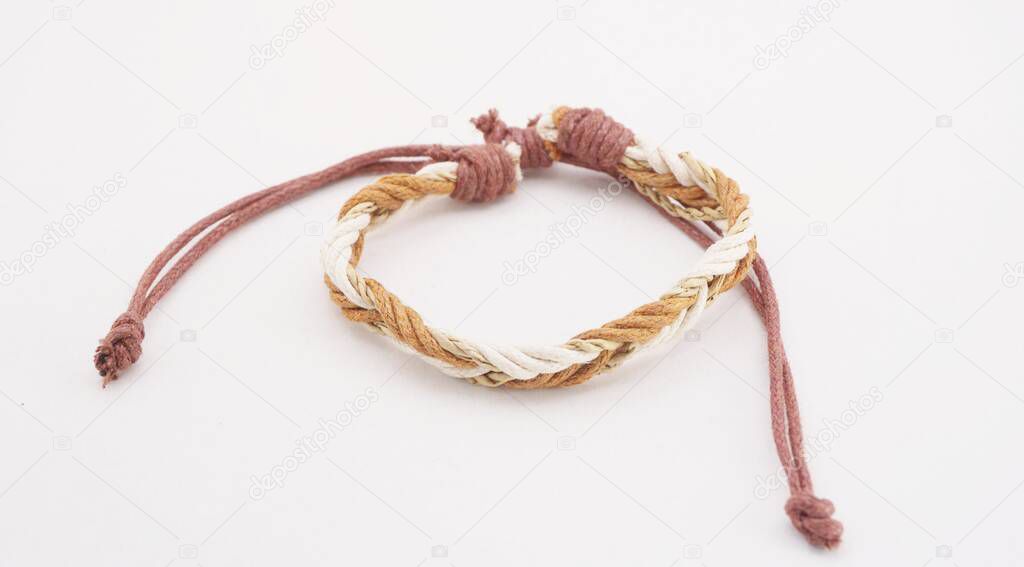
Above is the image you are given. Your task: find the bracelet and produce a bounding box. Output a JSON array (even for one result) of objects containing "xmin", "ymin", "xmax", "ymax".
[
  {"xmin": 93, "ymin": 105, "xmax": 842, "ymax": 550},
  {"xmin": 321, "ymin": 107, "xmax": 755, "ymax": 388}
]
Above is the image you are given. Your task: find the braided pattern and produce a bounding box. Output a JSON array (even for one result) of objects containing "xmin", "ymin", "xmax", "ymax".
[{"xmin": 322, "ymin": 108, "xmax": 755, "ymax": 388}]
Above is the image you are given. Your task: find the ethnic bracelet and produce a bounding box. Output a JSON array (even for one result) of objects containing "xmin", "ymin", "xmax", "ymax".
[{"xmin": 94, "ymin": 106, "xmax": 842, "ymax": 549}]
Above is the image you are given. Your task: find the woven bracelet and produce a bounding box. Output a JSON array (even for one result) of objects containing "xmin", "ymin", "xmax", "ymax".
[{"xmin": 94, "ymin": 105, "xmax": 843, "ymax": 549}]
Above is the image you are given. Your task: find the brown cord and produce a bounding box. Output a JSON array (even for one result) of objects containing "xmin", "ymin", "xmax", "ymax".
[{"xmin": 95, "ymin": 146, "xmax": 452, "ymax": 383}]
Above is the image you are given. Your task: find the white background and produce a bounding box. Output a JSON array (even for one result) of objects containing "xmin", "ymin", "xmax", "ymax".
[{"xmin": 1, "ymin": 1, "xmax": 1022, "ymax": 565}]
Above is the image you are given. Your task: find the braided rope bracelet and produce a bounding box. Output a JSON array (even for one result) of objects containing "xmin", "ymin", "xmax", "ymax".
[
  {"xmin": 322, "ymin": 109, "xmax": 752, "ymax": 387},
  {"xmin": 94, "ymin": 106, "xmax": 842, "ymax": 549}
]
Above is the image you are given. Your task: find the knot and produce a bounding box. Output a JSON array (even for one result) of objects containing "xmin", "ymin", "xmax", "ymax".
[
  {"xmin": 94, "ymin": 311, "xmax": 145, "ymax": 387},
  {"xmin": 785, "ymin": 493, "xmax": 843, "ymax": 549},
  {"xmin": 555, "ymin": 107, "xmax": 633, "ymax": 172},
  {"xmin": 471, "ymin": 110, "xmax": 553, "ymax": 170},
  {"xmin": 449, "ymin": 144, "xmax": 519, "ymax": 203}
]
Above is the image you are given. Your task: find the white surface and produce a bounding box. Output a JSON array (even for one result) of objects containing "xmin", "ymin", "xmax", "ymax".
[{"xmin": 1, "ymin": 1, "xmax": 1022, "ymax": 565}]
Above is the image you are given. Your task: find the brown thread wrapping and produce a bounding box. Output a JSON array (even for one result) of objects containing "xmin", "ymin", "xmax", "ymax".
[
  {"xmin": 555, "ymin": 107, "xmax": 635, "ymax": 171},
  {"xmin": 430, "ymin": 144, "xmax": 519, "ymax": 203}
]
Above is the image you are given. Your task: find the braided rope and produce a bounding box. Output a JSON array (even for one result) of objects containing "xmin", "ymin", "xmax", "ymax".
[{"xmin": 321, "ymin": 108, "xmax": 756, "ymax": 388}]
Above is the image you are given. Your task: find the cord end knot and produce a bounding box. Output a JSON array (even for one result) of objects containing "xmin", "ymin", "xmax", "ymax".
[
  {"xmin": 94, "ymin": 311, "xmax": 145, "ymax": 387},
  {"xmin": 785, "ymin": 493, "xmax": 843, "ymax": 549}
]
